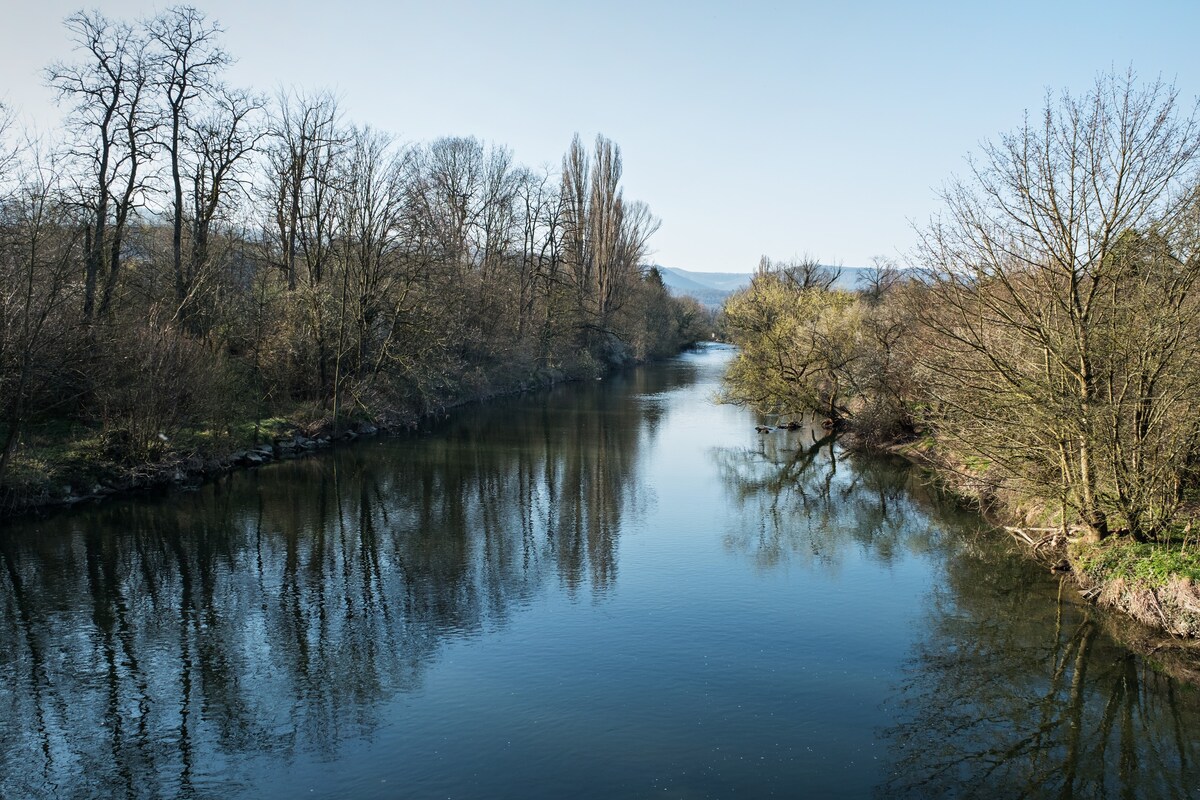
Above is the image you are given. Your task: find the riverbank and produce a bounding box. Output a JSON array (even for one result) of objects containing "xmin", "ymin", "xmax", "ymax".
[
  {"xmin": 0, "ymin": 413, "xmax": 386, "ymax": 519},
  {"xmin": 876, "ymin": 434, "xmax": 1200, "ymax": 659},
  {"xmin": 0, "ymin": 364, "xmax": 595, "ymax": 520},
  {"xmin": 1070, "ymin": 537, "xmax": 1200, "ymax": 638}
]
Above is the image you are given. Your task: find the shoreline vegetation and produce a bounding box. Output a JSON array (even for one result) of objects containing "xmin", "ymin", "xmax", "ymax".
[
  {"xmin": 889, "ymin": 438, "xmax": 1200, "ymax": 678},
  {"xmin": 720, "ymin": 71, "xmax": 1200, "ymax": 649},
  {"xmin": 0, "ymin": 357, "xmax": 677, "ymax": 519},
  {"xmin": 0, "ymin": 7, "xmax": 713, "ymax": 517}
]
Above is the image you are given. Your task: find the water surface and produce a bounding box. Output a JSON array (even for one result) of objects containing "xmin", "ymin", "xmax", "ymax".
[{"xmin": 2, "ymin": 344, "xmax": 1198, "ymax": 798}]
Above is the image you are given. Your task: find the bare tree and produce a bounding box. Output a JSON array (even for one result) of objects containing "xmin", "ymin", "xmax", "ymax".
[
  {"xmin": 47, "ymin": 10, "xmax": 157, "ymax": 320},
  {"xmin": 260, "ymin": 89, "xmax": 347, "ymax": 398},
  {"xmin": 332, "ymin": 124, "xmax": 413, "ymax": 416},
  {"xmin": 916, "ymin": 70, "xmax": 1200, "ymax": 539},
  {"xmin": 0, "ymin": 149, "xmax": 82, "ymax": 487},
  {"xmin": 587, "ymin": 135, "xmax": 623, "ymax": 323},
  {"xmin": 758, "ymin": 254, "xmax": 840, "ymax": 293},
  {"xmin": 0, "ymin": 6, "xmax": 704, "ymax": 511},
  {"xmin": 175, "ymin": 85, "xmax": 263, "ymax": 330},
  {"xmin": 262, "ymin": 89, "xmax": 344, "ymax": 292},
  {"xmin": 410, "ymin": 136, "xmax": 485, "ymax": 275},
  {"xmin": 0, "ymin": 104, "xmax": 19, "ymax": 191},
  {"xmin": 560, "ymin": 134, "xmax": 659, "ymax": 338},
  {"xmin": 560, "ymin": 134, "xmax": 591, "ymax": 309},
  {"xmin": 860, "ymin": 255, "xmax": 904, "ymax": 305},
  {"xmin": 475, "ymin": 144, "xmax": 518, "ymax": 285},
  {"xmin": 512, "ymin": 165, "xmax": 559, "ymax": 340},
  {"xmin": 146, "ymin": 5, "xmax": 230, "ymax": 312}
]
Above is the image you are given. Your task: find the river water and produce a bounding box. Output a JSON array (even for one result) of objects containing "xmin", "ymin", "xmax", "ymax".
[{"xmin": 1, "ymin": 343, "xmax": 1197, "ymax": 799}]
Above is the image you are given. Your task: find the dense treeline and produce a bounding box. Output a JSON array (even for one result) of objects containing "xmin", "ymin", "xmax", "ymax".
[
  {"xmin": 0, "ymin": 7, "xmax": 709, "ymax": 500},
  {"xmin": 724, "ymin": 71, "xmax": 1200, "ymax": 545}
]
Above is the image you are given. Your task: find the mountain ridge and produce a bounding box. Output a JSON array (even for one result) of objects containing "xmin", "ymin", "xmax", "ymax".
[{"xmin": 655, "ymin": 265, "xmax": 872, "ymax": 307}]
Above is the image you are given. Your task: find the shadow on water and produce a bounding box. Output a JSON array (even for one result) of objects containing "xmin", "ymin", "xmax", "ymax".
[
  {"xmin": 713, "ymin": 427, "xmax": 956, "ymax": 572},
  {"xmin": 712, "ymin": 427, "xmax": 1200, "ymax": 798}
]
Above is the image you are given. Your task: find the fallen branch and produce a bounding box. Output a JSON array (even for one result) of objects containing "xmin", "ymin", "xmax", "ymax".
[
  {"xmin": 1004, "ymin": 526, "xmax": 1037, "ymax": 546},
  {"xmin": 1032, "ymin": 534, "xmax": 1059, "ymax": 552}
]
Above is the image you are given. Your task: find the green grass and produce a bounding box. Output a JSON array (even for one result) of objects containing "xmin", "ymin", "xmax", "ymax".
[
  {"xmin": 961, "ymin": 455, "xmax": 992, "ymax": 472},
  {"xmin": 2, "ymin": 427, "xmax": 108, "ymax": 494},
  {"xmin": 1071, "ymin": 537, "xmax": 1200, "ymax": 587},
  {"xmin": 167, "ymin": 415, "xmax": 293, "ymax": 453}
]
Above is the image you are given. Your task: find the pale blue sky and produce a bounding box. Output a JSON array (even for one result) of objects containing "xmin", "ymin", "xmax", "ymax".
[{"xmin": 3, "ymin": 0, "xmax": 1198, "ymax": 271}]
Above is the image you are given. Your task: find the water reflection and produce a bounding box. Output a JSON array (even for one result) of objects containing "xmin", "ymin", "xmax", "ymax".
[
  {"xmin": 713, "ymin": 424, "xmax": 1200, "ymax": 798},
  {"xmin": 883, "ymin": 537, "xmax": 1200, "ymax": 799},
  {"xmin": 0, "ymin": 369, "xmax": 669, "ymax": 799},
  {"xmin": 714, "ymin": 428, "xmax": 945, "ymax": 571}
]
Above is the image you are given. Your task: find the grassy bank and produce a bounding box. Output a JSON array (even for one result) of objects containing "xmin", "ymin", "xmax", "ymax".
[
  {"xmin": 1, "ymin": 408, "xmax": 372, "ymax": 517},
  {"xmin": 1070, "ymin": 535, "xmax": 1200, "ymax": 638}
]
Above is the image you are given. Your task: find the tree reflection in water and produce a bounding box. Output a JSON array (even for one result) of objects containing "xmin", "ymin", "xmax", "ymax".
[
  {"xmin": 0, "ymin": 373, "xmax": 660, "ymax": 799},
  {"xmin": 714, "ymin": 426, "xmax": 944, "ymax": 572},
  {"xmin": 4, "ymin": 353, "xmax": 1199, "ymax": 799},
  {"xmin": 883, "ymin": 540, "xmax": 1200, "ymax": 799},
  {"xmin": 713, "ymin": 426, "xmax": 1200, "ymax": 799}
]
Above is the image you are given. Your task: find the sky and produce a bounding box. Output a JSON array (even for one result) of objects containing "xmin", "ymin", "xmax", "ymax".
[{"xmin": 2, "ymin": 0, "xmax": 1198, "ymax": 272}]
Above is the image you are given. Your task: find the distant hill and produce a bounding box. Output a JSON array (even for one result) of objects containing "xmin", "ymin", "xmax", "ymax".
[
  {"xmin": 655, "ymin": 265, "xmax": 875, "ymax": 308},
  {"xmin": 655, "ymin": 267, "xmax": 752, "ymax": 308}
]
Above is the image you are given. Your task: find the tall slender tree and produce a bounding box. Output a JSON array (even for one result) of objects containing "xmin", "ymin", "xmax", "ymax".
[
  {"xmin": 47, "ymin": 10, "xmax": 157, "ymax": 320},
  {"xmin": 146, "ymin": 5, "xmax": 230, "ymax": 316}
]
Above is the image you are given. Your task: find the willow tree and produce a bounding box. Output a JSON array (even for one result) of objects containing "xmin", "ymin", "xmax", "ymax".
[
  {"xmin": 722, "ymin": 261, "xmax": 865, "ymax": 421},
  {"xmin": 915, "ymin": 71, "xmax": 1200, "ymax": 540}
]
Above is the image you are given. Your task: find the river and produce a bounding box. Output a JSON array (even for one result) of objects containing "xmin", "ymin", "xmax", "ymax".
[{"xmin": 1, "ymin": 343, "xmax": 1197, "ymax": 799}]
